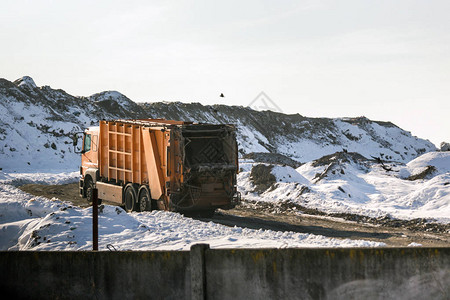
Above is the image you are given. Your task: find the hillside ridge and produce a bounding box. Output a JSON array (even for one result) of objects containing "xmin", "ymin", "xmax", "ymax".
[{"xmin": 0, "ymin": 76, "xmax": 436, "ymax": 171}]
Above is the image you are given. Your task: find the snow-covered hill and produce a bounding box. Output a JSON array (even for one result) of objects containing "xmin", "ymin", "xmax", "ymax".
[
  {"xmin": 141, "ymin": 102, "xmax": 436, "ymax": 163},
  {"xmin": 0, "ymin": 76, "xmax": 436, "ymax": 171},
  {"xmin": 0, "ymin": 77, "xmax": 145, "ymax": 171},
  {"xmin": 239, "ymin": 151, "xmax": 450, "ymax": 223}
]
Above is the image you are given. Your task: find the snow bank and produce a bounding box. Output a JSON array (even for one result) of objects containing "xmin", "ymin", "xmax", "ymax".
[
  {"xmin": 404, "ymin": 151, "xmax": 450, "ymax": 178},
  {"xmin": 0, "ymin": 171, "xmax": 79, "ymax": 186},
  {"xmin": 272, "ymin": 165, "xmax": 310, "ymax": 185}
]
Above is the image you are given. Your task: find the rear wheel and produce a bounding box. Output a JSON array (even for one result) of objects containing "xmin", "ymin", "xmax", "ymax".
[
  {"xmin": 124, "ymin": 184, "xmax": 136, "ymax": 212},
  {"xmin": 137, "ymin": 186, "xmax": 151, "ymax": 212}
]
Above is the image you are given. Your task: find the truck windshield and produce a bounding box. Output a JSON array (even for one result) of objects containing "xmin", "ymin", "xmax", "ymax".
[{"xmin": 83, "ymin": 134, "xmax": 91, "ymax": 152}]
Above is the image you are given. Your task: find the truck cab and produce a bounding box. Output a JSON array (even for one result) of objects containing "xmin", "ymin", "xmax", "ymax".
[{"xmin": 79, "ymin": 127, "xmax": 99, "ymax": 201}]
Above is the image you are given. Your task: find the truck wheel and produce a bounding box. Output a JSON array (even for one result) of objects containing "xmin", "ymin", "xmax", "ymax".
[
  {"xmin": 85, "ymin": 177, "xmax": 94, "ymax": 203},
  {"xmin": 137, "ymin": 186, "xmax": 151, "ymax": 212},
  {"xmin": 124, "ymin": 184, "xmax": 136, "ymax": 212}
]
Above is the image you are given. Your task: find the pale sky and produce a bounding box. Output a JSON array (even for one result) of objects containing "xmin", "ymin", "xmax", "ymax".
[{"xmin": 1, "ymin": 0, "xmax": 449, "ymax": 147}]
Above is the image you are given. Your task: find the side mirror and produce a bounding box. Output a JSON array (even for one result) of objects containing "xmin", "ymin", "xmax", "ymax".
[{"xmin": 73, "ymin": 132, "xmax": 84, "ymax": 154}]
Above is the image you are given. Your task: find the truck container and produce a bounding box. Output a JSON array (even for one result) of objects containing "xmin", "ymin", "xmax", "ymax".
[{"xmin": 78, "ymin": 119, "xmax": 240, "ymax": 215}]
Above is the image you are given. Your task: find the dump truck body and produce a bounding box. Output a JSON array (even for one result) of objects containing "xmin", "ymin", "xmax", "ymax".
[{"xmin": 79, "ymin": 119, "xmax": 240, "ymax": 214}]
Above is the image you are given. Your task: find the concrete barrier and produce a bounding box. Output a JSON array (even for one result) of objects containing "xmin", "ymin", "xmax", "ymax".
[
  {"xmin": 1, "ymin": 247, "xmax": 449, "ymax": 299},
  {"xmin": 1, "ymin": 251, "xmax": 191, "ymax": 299}
]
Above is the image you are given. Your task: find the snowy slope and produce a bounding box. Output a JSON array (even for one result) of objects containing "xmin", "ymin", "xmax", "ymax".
[
  {"xmin": 240, "ymin": 152, "xmax": 450, "ymax": 223},
  {"xmin": 0, "ymin": 76, "xmax": 436, "ymax": 171},
  {"xmin": 0, "ymin": 77, "xmax": 145, "ymax": 171},
  {"xmin": 0, "ymin": 172, "xmax": 384, "ymax": 251}
]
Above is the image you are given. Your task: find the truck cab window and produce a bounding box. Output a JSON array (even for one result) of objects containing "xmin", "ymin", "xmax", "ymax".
[{"xmin": 83, "ymin": 134, "xmax": 91, "ymax": 152}]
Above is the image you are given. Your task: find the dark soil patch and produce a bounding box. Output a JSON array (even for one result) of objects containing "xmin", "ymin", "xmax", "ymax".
[
  {"xmin": 312, "ymin": 151, "xmax": 370, "ymax": 167},
  {"xmin": 250, "ymin": 164, "xmax": 276, "ymax": 194}
]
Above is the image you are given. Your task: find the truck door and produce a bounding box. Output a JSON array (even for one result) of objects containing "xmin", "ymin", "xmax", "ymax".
[{"xmin": 81, "ymin": 131, "xmax": 99, "ymax": 177}]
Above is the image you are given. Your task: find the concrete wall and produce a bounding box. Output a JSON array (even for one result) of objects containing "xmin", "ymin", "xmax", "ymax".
[
  {"xmin": 1, "ymin": 251, "xmax": 191, "ymax": 299},
  {"xmin": 1, "ymin": 247, "xmax": 449, "ymax": 300},
  {"xmin": 205, "ymin": 247, "xmax": 450, "ymax": 300}
]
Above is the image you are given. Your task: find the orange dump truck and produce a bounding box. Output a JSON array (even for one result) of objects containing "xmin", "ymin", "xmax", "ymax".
[{"xmin": 78, "ymin": 119, "xmax": 240, "ymax": 215}]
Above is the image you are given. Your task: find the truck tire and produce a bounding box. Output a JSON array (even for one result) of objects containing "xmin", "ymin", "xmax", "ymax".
[
  {"xmin": 137, "ymin": 186, "xmax": 151, "ymax": 212},
  {"xmin": 124, "ymin": 184, "xmax": 136, "ymax": 212}
]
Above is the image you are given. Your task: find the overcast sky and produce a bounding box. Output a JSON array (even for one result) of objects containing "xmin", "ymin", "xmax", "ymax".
[{"xmin": 1, "ymin": 0, "xmax": 449, "ymax": 146}]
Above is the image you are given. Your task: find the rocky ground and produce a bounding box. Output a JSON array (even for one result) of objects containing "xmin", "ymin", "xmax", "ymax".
[{"xmin": 19, "ymin": 182, "xmax": 450, "ymax": 247}]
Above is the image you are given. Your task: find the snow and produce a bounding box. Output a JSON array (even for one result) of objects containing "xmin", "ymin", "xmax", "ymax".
[
  {"xmin": 1, "ymin": 154, "xmax": 448, "ymax": 252},
  {"xmin": 240, "ymin": 152, "xmax": 450, "ymax": 223},
  {"xmin": 0, "ymin": 171, "xmax": 385, "ymax": 251},
  {"xmin": 404, "ymin": 151, "xmax": 450, "ymax": 177},
  {"xmin": 274, "ymin": 119, "xmax": 435, "ymax": 164},
  {"xmin": 272, "ymin": 165, "xmax": 310, "ymax": 185},
  {"xmin": 0, "ymin": 171, "xmax": 79, "ymax": 186},
  {"xmin": 14, "ymin": 76, "xmax": 37, "ymax": 89},
  {"xmin": 235, "ymin": 120, "xmax": 270, "ymax": 153}
]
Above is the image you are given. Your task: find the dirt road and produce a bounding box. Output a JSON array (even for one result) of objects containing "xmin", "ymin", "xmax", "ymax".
[
  {"xmin": 19, "ymin": 182, "xmax": 450, "ymax": 247},
  {"xmin": 19, "ymin": 183, "xmax": 118, "ymax": 207},
  {"xmin": 210, "ymin": 208, "xmax": 450, "ymax": 247}
]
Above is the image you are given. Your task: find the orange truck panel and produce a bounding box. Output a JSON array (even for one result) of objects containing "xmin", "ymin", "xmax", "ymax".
[{"xmin": 141, "ymin": 127, "xmax": 164, "ymax": 201}]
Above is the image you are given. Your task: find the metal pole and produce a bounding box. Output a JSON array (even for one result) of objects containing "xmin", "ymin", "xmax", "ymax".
[{"xmin": 93, "ymin": 188, "xmax": 98, "ymax": 251}]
